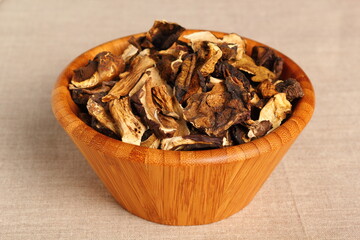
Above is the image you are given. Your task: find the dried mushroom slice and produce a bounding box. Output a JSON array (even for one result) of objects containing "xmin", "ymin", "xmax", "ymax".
[
  {"xmin": 247, "ymin": 120, "xmax": 273, "ymax": 139},
  {"xmin": 132, "ymin": 79, "xmax": 179, "ymax": 139},
  {"xmin": 70, "ymin": 83, "xmax": 112, "ymax": 105},
  {"xmin": 251, "ymin": 46, "xmax": 283, "ymax": 78},
  {"xmin": 258, "ymin": 79, "xmax": 279, "ymax": 98},
  {"xmin": 229, "ymin": 124, "xmax": 250, "ymax": 145},
  {"xmin": 121, "ymin": 44, "xmax": 139, "ymax": 64},
  {"xmin": 199, "ymin": 42, "xmax": 223, "ymax": 77},
  {"xmin": 102, "ymin": 55, "xmax": 155, "ymax": 102},
  {"xmin": 184, "ymin": 83, "xmax": 250, "ymax": 137},
  {"xmin": 152, "ymin": 85, "xmax": 180, "ymax": 119},
  {"xmin": 72, "ymin": 60, "xmax": 97, "ymax": 82},
  {"xmin": 87, "ymin": 97, "xmax": 117, "ymax": 134},
  {"xmin": 183, "ymin": 31, "xmax": 220, "ymax": 52},
  {"xmin": 230, "ymin": 54, "xmax": 276, "ymax": 82},
  {"xmin": 161, "ymin": 135, "xmax": 223, "ymax": 151},
  {"xmin": 222, "ymin": 33, "xmax": 246, "ymax": 60},
  {"xmin": 140, "ymin": 133, "xmax": 160, "ymax": 149},
  {"xmin": 174, "ymin": 54, "xmax": 197, "ymax": 103},
  {"xmin": 275, "ymin": 78, "xmax": 304, "ymax": 101},
  {"xmin": 146, "ymin": 20, "xmax": 185, "ymax": 50},
  {"xmin": 72, "ymin": 52, "xmax": 125, "ymax": 89},
  {"xmin": 109, "ymin": 97, "xmax": 146, "ymax": 146},
  {"xmin": 259, "ymin": 93, "xmax": 292, "ymax": 129}
]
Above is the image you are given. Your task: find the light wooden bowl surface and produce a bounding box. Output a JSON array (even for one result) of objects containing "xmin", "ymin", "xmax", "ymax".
[{"xmin": 52, "ymin": 30, "xmax": 315, "ymax": 225}]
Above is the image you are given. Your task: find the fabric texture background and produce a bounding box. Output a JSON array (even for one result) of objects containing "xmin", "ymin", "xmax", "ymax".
[{"xmin": 0, "ymin": 0, "xmax": 359, "ymax": 239}]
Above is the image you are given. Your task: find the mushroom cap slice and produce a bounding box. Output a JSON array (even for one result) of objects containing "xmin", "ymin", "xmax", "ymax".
[
  {"xmin": 86, "ymin": 98, "xmax": 117, "ymax": 134},
  {"xmin": 109, "ymin": 97, "xmax": 146, "ymax": 146}
]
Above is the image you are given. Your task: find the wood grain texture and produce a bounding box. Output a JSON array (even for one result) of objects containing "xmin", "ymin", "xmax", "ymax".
[{"xmin": 51, "ymin": 30, "xmax": 315, "ymax": 225}]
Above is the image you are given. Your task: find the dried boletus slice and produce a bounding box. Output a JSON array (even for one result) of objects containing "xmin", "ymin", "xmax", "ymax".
[
  {"xmin": 146, "ymin": 20, "xmax": 185, "ymax": 50},
  {"xmin": 109, "ymin": 97, "xmax": 146, "ymax": 146},
  {"xmin": 247, "ymin": 120, "xmax": 273, "ymax": 139},
  {"xmin": 86, "ymin": 97, "xmax": 117, "ymax": 134},
  {"xmin": 174, "ymin": 54, "xmax": 197, "ymax": 103},
  {"xmin": 72, "ymin": 52, "xmax": 125, "ymax": 89},
  {"xmin": 161, "ymin": 135, "xmax": 223, "ymax": 151},
  {"xmin": 275, "ymin": 78, "xmax": 304, "ymax": 101},
  {"xmin": 140, "ymin": 133, "xmax": 160, "ymax": 149},
  {"xmin": 258, "ymin": 93, "xmax": 292, "ymax": 130},
  {"xmin": 251, "ymin": 46, "xmax": 283, "ymax": 78},
  {"xmin": 102, "ymin": 55, "xmax": 155, "ymax": 102}
]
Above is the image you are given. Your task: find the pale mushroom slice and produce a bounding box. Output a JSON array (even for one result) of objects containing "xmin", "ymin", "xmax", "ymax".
[
  {"xmin": 258, "ymin": 93, "xmax": 292, "ymax": 130},
  {"xmin": 183, "ymin": 31, "xmax": 221, "ymax": 52},
  {"xmin": 152, "ymin": 85, "xmax": 180, "ymax": 119},
  {"xmin": 160, "ymin": 135, "xmax": 223, "ymax": 151},
  {"xmin": 121, "ymin": 44, "xmax": 139, "ymax": 64},
  {"xmin": 72, "ymin": 52, "xmax": 125, "ymax": 89},
  {"xmin": 109, "ymin": 97, "xmax": 146, "ymax": 146},
  {"xmin": 86, "ymin": 98, "xmax": 117, "ymax": 134},
  {"xmin": 222, "ymin": 33, "xmax": 246, "ymax": 60},
  {"xmin": 247, "ymin": 120, "xmax": 273, "ymax": 139},
  {"xmin": 102, "ymin": 55, "xmax": 155, "ymax": 102}
]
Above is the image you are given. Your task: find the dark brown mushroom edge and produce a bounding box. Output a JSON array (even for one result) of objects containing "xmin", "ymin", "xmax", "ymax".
[{"xmin": 69, "ymin": 20, "xmax": 304, "ymax": 151}]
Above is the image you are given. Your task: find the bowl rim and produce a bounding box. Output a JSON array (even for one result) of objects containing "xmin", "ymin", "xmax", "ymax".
[{"xmin": 52, "ymin": 29, "xmax": 315, "ymax": 166}]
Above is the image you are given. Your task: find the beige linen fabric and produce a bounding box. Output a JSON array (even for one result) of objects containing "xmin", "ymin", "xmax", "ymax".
[{"xmin": 0, "ymin": 0, "xmax": 359, "ymax": 239}]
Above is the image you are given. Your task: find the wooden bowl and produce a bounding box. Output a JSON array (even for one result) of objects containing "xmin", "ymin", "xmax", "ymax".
[{"xmin": 52, "ymin": 30, "xmax": 315, "ymax": 225}]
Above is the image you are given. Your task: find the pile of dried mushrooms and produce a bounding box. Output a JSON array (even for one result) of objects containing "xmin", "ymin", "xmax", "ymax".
[{"xmin": 69, "ymin": 20, "xmax": 304, "ymax": 151}]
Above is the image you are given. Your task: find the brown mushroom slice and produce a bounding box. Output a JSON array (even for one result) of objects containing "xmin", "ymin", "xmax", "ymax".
[
  {"xmin": 70, "ymin": 83, "xmax": 112, "ymax": 105},
  {"xmin": 174, "ymin": 54, "xmax": 197, "ymax": 103},
  {"xmin": 229, "ymin": 124, "xmax": 250, "ymax": 145},
  {"xmin": 145, "ymin": 20, "xmax": 185, "ymax": 50},
  {"xmin": 102, "ymin": 55, "xmax": 155, "ymax": 102},
  {"xmin": 160, "ymin": 135, "xmax": 223, "ymax": 151},
  {"xmin": 132, "ymin": 79, "xmax": 178, "ymax": 139},
  {"xmin": 222, "ymin": 33, "xmax": 246, "ymax": 60},
  {"xmin": 183, "ymin": 31, "xmax": 220, "ymax": 52},
  {"xmin": 152, "ymin": 85, "xmax": 180, "ymax": 119},
  {"xmin": 86, "ymin": 98, "xmax": 117, "ymax": 134},
  {"xmin": 140, "ymin": 133, "xmax": 160, "ymax": 149},
  {"xmin": 251, "ymin": 46, "xmax": 283, "ymax": 78},
  {"xmin": 109, "ymin": 97, "xmax": 146, "ymax": 146},
  {"xmin": 72, "ymin": 60, "xmax": 97, "ymax": 82},
  {"xmin": 122, "ymin": 44, "xmax": 139, "ymax": 63},
  {"xmin": 72, "ymin": 52, "xmax": 125, "ymax": 89},
  {"xmin": 247, "ymin": 120, "xmax": 273, "ymax": 139},
  {"xmin": 230, "ymin": 54, "xmax": 276, "ymax": 82},
  {"xmin": 199, "ymin": 42, "xmax": 223, "ymax": 77},
  {"xmin": 258, "ymin": 93, "xmax": 292, "ymax": 129},
  {"xmin": 275, "ymin": 78, "xmax": 304, "ymax": 102},
  {"xmin": 258, "ymin": 79, "xmax": 279, "ymax": 98},
  {"xmin": 184, "ymin": 83, "xmax": 250, "ymax": 137}
]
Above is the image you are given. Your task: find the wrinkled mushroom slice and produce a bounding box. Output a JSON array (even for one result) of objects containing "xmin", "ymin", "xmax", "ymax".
[
  {"xmin": 174, "ymin": 54, "xmax": 197, "ymax": 103},
  {"xmin": 72, "ymin": 52, "xmax": 125, "ymax": 89},
  {"xmin": 258, "ymin": 79, "xmax": 279, "ymax": 98},
  {"xmin": 199, "ymin": 42, "xmax": 223, "ymax": 77},
  {"xmin": 102, "ymin": 55, "xmax": 155, "ymax": 102},
  {"xmin": 275, "ymin": 78, "xmax": 304, "ymax": 102},
  {"xmin": 222, "ymin": 33, "xmax": 246, "ymax": 60},
  {"xmin": 247, "ymin": 120, "xmax": 273, "ymax": 139},
  {"xmin": 132, "ymin": 79, "xmax": 178, "ymax": 139},
  {"xmin": 109, "ymin": 97, "xmax": 146, "ymax": 146},
  {"xmin": 183, "ymin": 31, "xmax": 221, "ymax": 52},
  {"xmin": 87, "ymin": 98, "xmax": 117, "ymax": 134},
  {"xmin": 184, "ymin": 83, "xmax": 250, "ymax": 137},
  {"xmin": 152, "ymin": 85, "xmax": 180, "ymax": 119},
  {"xmin": 251, "ymin": 46, "xmax": 283, "ymax": 78},
  {"xmin": 121, "ymin": 44, "xmax": 139, "ymax": 64},
  {"xmin": 230, "ymin": 54, "xmax": 276, "ymax": 82},
  {"xmin": 140, "ymin": 133, "xmax": 160, "ymax": 149},
  {"xmin": 218, "ymin": 43, "xmax": 238, "ymax": 61},
  {"xmin": 160, "ymin": 135, "xmax": 223, "ymax": 151},
  {"xmin": 146, "ymin": 20, "xmax": 185, "ymax": 50},
  {"xmin": 259, "ymin": 93, "xmax": 292, "ymax": 130},
  {"xmin": 70, "ymin": 83, "xmax": 112, "ymax": 105},
  {"xmin": 72, "ymin": 60, "xmax": 97, "ymax": 82}
]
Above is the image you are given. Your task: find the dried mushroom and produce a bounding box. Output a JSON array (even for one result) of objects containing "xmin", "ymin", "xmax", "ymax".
[
  {"xmin": 72, "ymin": 52, "xmax": 124, "ymax": 89},
  {"xmin": 109, "ymin": 97, "xmax": 146, "ymax": 146},
  {"xmin": 161, "ymin": 135, "xmax": 223, "ymax": 151},
  {"xmin": 69, "ymin": 20, "xmax": 304, "ymax": 151}
]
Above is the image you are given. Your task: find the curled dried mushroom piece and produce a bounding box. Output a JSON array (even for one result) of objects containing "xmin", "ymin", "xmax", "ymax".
[{"xmin": 69, "ymin": 20, "xmax": 304, "ymax": 150}]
